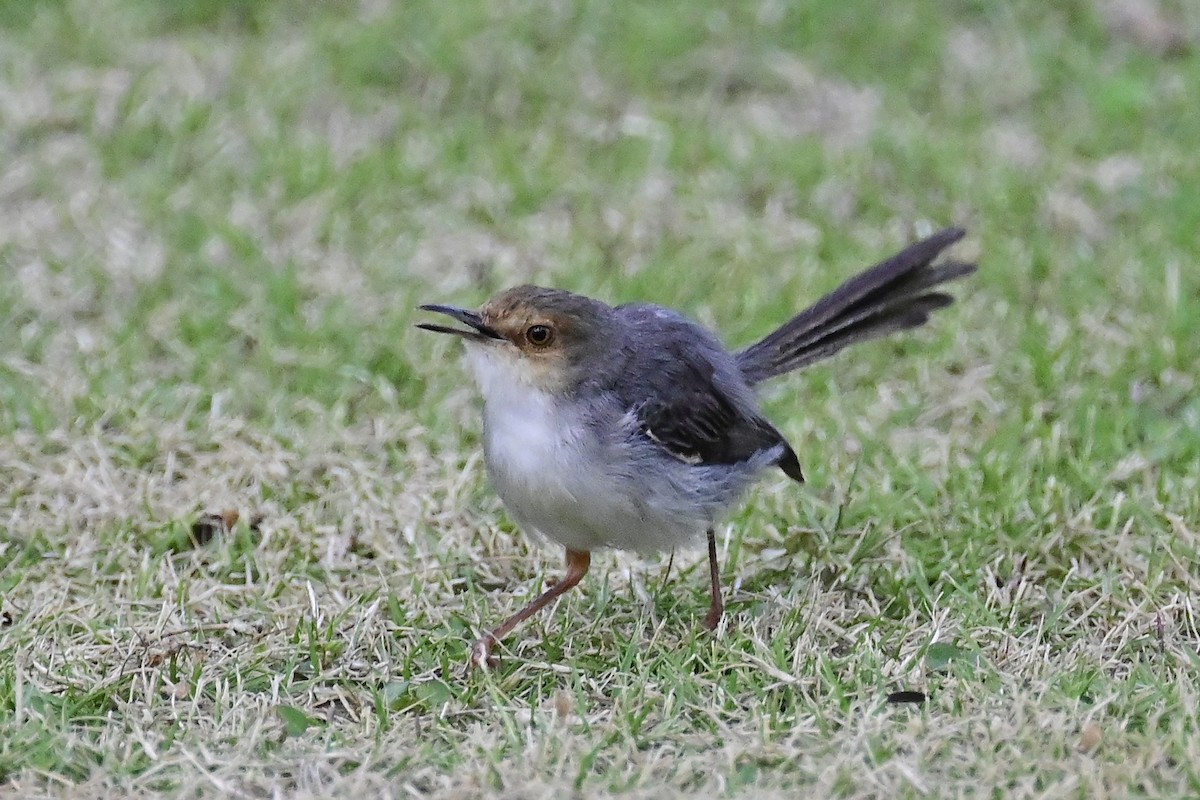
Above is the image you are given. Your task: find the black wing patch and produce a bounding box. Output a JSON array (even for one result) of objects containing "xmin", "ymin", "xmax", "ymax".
[
  {"xmin": 636, "ymin": 386, "xmax": 804, "ymax": 483},
  {"xmin": 608, "ymin": 303, "xmax": 804, "ymax": 483}
]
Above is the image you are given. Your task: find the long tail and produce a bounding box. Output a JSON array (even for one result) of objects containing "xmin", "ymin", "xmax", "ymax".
[{"xmin": 735, "ymin": 228, "xmax": 976, "ymax": 385}]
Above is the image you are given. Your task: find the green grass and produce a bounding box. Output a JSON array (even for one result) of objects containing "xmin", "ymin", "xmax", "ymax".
[{"xmin": 2, "ymin": 0, "xmax": 1199, "ymax": 796}]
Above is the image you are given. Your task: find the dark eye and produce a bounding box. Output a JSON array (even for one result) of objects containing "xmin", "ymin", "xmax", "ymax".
[{"xmin": 526, "ymin": 324, "xmax": 554, "ymax": 346}]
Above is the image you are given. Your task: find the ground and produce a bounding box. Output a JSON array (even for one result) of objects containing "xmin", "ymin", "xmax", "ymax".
[{"xmin": 1, "ymin": 0, "xmax": 1199, "ymax": 797}]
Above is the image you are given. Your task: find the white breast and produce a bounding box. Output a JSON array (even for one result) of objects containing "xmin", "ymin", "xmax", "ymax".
[
  {"xmin": 482, "ymin": 381, "xmax": 582, "ymax": 514},
  {"xmin": 463, "ymin": 346, "xmax": 594, "ymax": 548}
]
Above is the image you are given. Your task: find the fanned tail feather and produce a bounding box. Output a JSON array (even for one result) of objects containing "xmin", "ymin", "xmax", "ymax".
[{"xmin": 736, "ymin": 228, "xmax": 976, "ymax": 385}]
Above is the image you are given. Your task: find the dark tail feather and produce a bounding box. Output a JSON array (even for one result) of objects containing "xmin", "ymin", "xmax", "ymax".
[{"xmin": 736, "ymin": 228, "xmax": 976, "ymax": 385}]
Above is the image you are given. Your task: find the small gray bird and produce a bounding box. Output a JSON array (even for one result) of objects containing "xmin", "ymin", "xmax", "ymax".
[{"xmin": 418, "ymin": 228, "xmax": 976, "ymax": 669}]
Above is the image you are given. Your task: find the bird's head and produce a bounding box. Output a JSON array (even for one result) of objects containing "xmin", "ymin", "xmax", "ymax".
[{"xmin": 417, "ymin": 285, "xmax": 616, "ymax": 394}]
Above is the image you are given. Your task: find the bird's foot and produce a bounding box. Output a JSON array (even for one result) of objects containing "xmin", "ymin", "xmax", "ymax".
[
  {"xmin": 703, "ymin": 603, "xmax": 725, "ymax": 632},
  {"xmin": 467, "ymin": 634, "xmax": 500, "ymax": 672}
]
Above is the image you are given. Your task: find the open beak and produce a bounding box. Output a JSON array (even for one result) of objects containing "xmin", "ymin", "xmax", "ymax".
[{"xmin": 416, "ymin": 304, "xmax": 504, "ymax": 342}]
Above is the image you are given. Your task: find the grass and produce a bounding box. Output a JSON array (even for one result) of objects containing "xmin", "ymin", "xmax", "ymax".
[{"xmin": 1, "ymin": 0, "xmax": 1199, "ymax": 796}]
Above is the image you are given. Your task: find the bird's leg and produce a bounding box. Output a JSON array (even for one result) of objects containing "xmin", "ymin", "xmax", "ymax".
[
  {"xmin": 469, "ymin": 549, "xmax": 591, "ymax": 670},
  {"xmin": 703, "ymin": 528, "xmax": 724, "ymax": 630}
]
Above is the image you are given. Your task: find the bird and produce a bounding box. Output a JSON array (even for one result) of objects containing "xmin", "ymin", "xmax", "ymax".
[{"xmin": 417, "ymin": 227, "xmax": 976, "ymax": 669}]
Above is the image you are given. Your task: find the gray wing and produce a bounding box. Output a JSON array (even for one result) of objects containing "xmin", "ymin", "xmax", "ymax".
[{"xmin": 608, "ymin": 304, "xmax": 804, "ymax": 483}]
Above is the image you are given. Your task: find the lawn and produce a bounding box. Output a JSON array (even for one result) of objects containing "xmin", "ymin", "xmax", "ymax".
[{"xmin": 1, "ymin": 0, "xmax": 1198, "ymax": 797}]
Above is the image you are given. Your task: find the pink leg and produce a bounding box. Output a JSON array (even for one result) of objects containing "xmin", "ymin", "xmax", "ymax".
[
  {"xmin": 469, "ymin": 549, "xmax": 592, "ymax": 670},
  {"xmin": 703, "ymin": 529, "xmax": 724, "ymax": 630}
]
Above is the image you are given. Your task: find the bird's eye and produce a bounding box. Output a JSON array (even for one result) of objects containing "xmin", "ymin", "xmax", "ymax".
[{"xmin": 525, "ymin": 324, "xmax": 554, "ymax": 346}]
